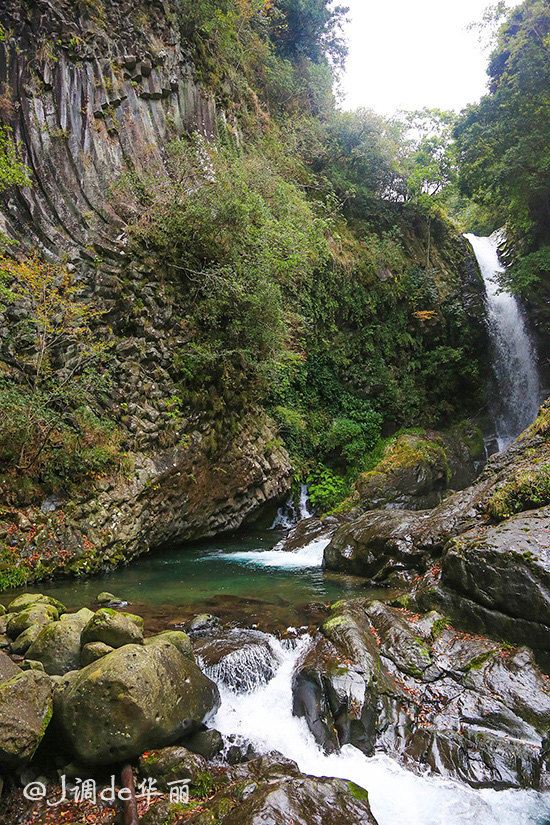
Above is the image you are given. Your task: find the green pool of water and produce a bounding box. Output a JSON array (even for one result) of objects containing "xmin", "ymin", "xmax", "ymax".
[{"xmin": 3, "ymin": 529, "xmax": 375, "ymax": 631}]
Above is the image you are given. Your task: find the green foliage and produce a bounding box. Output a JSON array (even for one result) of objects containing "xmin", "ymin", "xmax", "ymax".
[
  {"xmin": 0, "ymin": 125, "xmax": 31, "ymax": 193},
  {"xmin": 306, "ymin": 465, "xmax": 348, "ymax": 512},
  {"xmin": 487, "ymin": 464, "xmax": 550, "ymax": 521},
  {"xmin": 498, "ymin": 247, "xmax": 550, "ymax": 299},
  {"xmin": 455, "ymin": 0, "xmax": 550, "ymax": 264},
  {"xmin": 0, "ymin": 255, "xmax": 123, "ymax": 500}
]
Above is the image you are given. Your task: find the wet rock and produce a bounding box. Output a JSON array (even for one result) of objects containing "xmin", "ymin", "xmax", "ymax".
[
  {"xmin": 10, "ymin": 624, "xmax": 43, "ymax": 655},
  {"xmin": 7, "ymin": 594, "xmax": 65, "ymax": 615},
  {"xmin": 81, "ymin": 608, "xmax": 144, "ymax": 648},
  {"xmin": 145, "ymin": 630, "xmax": 193, "ymax": 658},
  {"xmin": 275, "ymin": 517, "xmax": 337, "ymax": 553},
  {"xmin": 0, "ymin": 671, "xmax": 53, "ymax": 769},
  {"xmin": 138, "ymin": 745, "xmax": 207, "ymax": 790},
  {"xmin": 442, "ymin": 507, "xmax": 550, "ymax": 626},
  {"xmin": 20, "ymin": 660, "xmax": 45, "ymax": 672},
  {"xmin": 54, "ymin": 640, "xmax": 220, "ymax": 765},
  {"xmin": 189, "ymin": 613, "xmax": 220, "ymax": 633},
  {"xmin": 354, "ymin": 428, "xmax": 483, "ymax": 512},
  {"xmin": 294, "ymin": 599, "xmax": 550, "ymax": 789},
  {"xmin": 195, "ymin": 628, "xmax": 279, "ymax": 691},
  {"xmin": 184, "ymin": 728, "xmax": 224, "ymax": 760},
  {"xmin": 80, "ymin": 641, "xmax": 114, "ymax": 666},
  {"xmin": 96, "ymin": 592, "xmax": 127, "ymax": 607}
]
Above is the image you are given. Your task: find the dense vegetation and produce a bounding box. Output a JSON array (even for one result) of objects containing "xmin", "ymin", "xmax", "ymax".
[
  {"xmin": 455, "ymin": 0, "xmax": 550, "ymax": 305},
  {"xmin": 0, "ymin": 0, "xmax": 499, "ymax": 510}
]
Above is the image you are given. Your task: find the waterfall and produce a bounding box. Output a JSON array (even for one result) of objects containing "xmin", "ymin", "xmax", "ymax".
[
  {"xmin": 211, "ymin": 633, "xmax": 550, "ymax": 825},
  {"xmin": 465, "ymin": 232, "xmax": 540, "ymax": 451},
  {"xmin": 271, "ymin": 484, "xmax": 312, "ymax": 529}
]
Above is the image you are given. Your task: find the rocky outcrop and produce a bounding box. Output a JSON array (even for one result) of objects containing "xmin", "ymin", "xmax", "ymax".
[
  {"xmin": 353, "ymin": 427, "xmax": 484, "ymax": 512},
  {"xmin": 293, "ymin": 599, "xmax": 550, "ymax": 789},
  {"xmin": 324, "ymin": 400, "xmax": 550, "ymax": 588},
  {"xmin": 0, "ymin": 1, "xmax": 292, "ymax": 588},
  {"xmin": 140, "ymin": 752, "xmax": 379, "ymax": 825}
]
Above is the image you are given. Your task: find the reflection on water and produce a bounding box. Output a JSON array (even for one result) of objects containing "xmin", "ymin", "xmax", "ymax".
[{"xmin": 1, "ymin": 529, "xmax": 373, "ymax": 631}]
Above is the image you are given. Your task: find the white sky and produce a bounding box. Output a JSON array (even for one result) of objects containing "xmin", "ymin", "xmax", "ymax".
[{"xmin": 340, "ymin": 0, "xmax": 519, "ymax": 114}]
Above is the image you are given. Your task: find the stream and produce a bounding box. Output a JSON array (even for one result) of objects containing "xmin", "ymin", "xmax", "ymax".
[{"xmin": 7, "ymin": 527, "xmax": 550, "ymax": 825}]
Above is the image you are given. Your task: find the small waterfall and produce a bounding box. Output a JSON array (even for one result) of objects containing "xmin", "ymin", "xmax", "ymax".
[
  {"xmin": 211, "ymin": 633, "xmax": 550, "ymax": 825},
  {"xmin": 271, "ymin": 484, "xmax": 312, "ymax": 529},
  {"xmin": 465, "ymin": 232, "xmax": 540, "ymax": 450}
]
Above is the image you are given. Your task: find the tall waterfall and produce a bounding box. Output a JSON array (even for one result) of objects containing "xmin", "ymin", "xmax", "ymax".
[{"xmin": 465, "ymin": 232, "xmax": 540, "ymax": 451}]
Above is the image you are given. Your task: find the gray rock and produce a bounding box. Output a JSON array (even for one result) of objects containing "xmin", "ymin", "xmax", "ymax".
[
  {"xmin": 183, "ymin": 728, "xmax": 224, "ymax": 760},
  {"xmin": 145, "ymin": 630, "xmax": 192, "ymax": 658},
  {"xmin": 0, "ymin": 671, "xmax": 53, "ymax": 769},
  {"xmin": 80, "ymin": 641, "xmax": 114, "ymax": 666},
  {"xmin": 7, "ymin": 594, "xmax": 65, "ymax": 615},
  {"xmin": 0, "ymin": 650, "xmax": 21, "ymax": 683},
  {"xmin": 55, "ymin": 639, "xmax": 220, "ymax": 765},
  {"xmin": 27, "ymin": 611, "xmax": 91, "ymax": 675},
  {"xmin": 189, "ymin": 614, "xmax": 220, "ymax": 633},
  {"xmin": 10, "ymin": 624, "xmax": 43, "ymax": 655},
  {"xmin": 6, "ymin": 605, "xmax": 59, "ymax": 640},
  {"xmin": 81, "ymin": 608, "xmax": 144, "ymax": 648}
]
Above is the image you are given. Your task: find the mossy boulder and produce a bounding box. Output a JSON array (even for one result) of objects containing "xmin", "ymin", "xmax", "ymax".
[
  {"xmin": 7, "ymin": 594, "xmax": 65, "ymax": 614},
  {"xmin": 54, "ymin": 639, "xmax": 220, "ymax": 765},
  {"xmin": 80, "ymin": 641, "xmax": 114, "ymax": 667},
  {"xmin": 11, "ymin": 623, "xmax": 43, "ymax": 654},
  {"xmin": 81, "ymin": 608, "xmax": 144, "ymax": 648},
  {"xmin": 6, "ymin": 604, "xmax": 59, "ymax": 639},
  {"xmin": 145, "ymin": 630, "xmax": 193, "ymax": 658},
  {"xmin": 184, "ymin": 728, "xmax": 224, "ymax": 760},
  {"xmin": 138, "ymin": 745, "xmax": 208, "ymax": 790},
  {"xmin": 26, "ymin": 611, "xmax": 91, "ymax": 675},
  {"xmin": 0, "ymin": 670, "xmax": 53, "ymax": 768}
]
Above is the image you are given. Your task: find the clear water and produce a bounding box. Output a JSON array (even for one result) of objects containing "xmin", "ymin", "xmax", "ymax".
[
  {"xmin": 213, "ymin": 635, "xmax": 550, "ymax": 825},
  {"xmin": 465, "ymin": 232, "xmax": 540, "ymax": 450},
  {"xmin": 1, "ymin": 529, "xmax": 369, "ymax": 630}
]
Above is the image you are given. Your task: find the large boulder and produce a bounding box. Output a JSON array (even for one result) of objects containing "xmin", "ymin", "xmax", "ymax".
[
  {"xmin": 354, "ymin": 427, "xmax": 483, "ymax": 512},
  {"xmin": 139, "ymin": 745, "xmax": 208, "ymax": 790},
  {"xmin": 0, "ymin": 670, "xmax": 53, "ymax": 768},
  {"xmin": 294, "ymin": 599, "xmax": 550, "ymax": 789},
  {"xmin": 54, "ymin": 637, "xmax": 220, "ymax": 765},
  {"xmin": 141, "ymin": 754, "xmax": 378, "ymax": 825},
  {"xmin": 26, "ymin": 611, "xmax": 92, "ymax": 675},
  {"xmin": 81, "ymin": 608, "xmax": 144, "ymax": 648}
]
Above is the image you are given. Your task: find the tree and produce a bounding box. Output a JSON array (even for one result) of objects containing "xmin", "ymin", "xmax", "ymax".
[{"xmin": 455, "ymin": 0, "xmax": 550, "ymax": 254}]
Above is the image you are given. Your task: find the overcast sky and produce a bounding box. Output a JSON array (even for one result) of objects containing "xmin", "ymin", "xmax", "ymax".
[{"xmin": 340, "ymin": 0, "xmax": 519, "ymax": 115}]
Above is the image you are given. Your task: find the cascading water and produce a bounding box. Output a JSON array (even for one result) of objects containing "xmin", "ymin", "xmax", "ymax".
[
  {"xmin": 271, "ymin": 483, "xmax": 313, "ymax": 529},
  {"xmin": 211, "ymin": 634, "xmax": 550, "ymax": 825},
  {"xmin": 465, "ymin": 232, "xmax": 540, "ymax": 451}
]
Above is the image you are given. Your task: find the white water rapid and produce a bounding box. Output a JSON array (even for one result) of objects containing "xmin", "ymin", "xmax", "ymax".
[
  {"xmin": 465, "ymin": 232, "xmax": 540, "ymax": 450},
  {"xmin": 211, "ymin": 635, "xmax": 550, "ymax": 825},
  {"xmin": 211, "ymin": 534, "xmax": 330, "ymax": 569}
]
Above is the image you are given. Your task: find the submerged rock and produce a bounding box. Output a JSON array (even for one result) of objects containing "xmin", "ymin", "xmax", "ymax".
[{"xmin": 54, "ymin": 637, "xmax": 220, "ymax": 765}]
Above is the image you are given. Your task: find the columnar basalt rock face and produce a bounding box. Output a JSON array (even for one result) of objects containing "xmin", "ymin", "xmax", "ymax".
[{"xmin": 0, "ymin": 1, "xmax": 292, "ymax": 580}]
